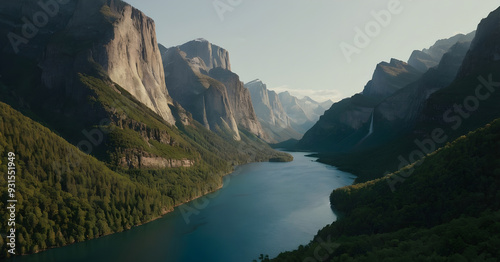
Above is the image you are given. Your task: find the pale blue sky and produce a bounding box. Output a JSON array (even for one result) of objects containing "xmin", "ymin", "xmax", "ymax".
[{"xmin": 125, "ymin": 0, "xmax": 499, "ymax": 102}]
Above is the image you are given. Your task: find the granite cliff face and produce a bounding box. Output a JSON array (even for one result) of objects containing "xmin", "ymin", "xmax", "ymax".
[
  {"xmin": 246, "ymin": 80, "xmax": 290, "ymax": 128},
  {"xmin": 37, "ymin": 0, "xmax": 175, "ymax": 124},
  {"xmin": 209, "ymin": 68, "xmax": 267, "ymax": 139},
  {"xmin": 162, "ymin": 44, "xmax": 240, "ymax": 140},
  {"xmin": 246, "ymin": 80, "xmax": 301, "ymax": 142},
  {"xmin": 179, "ymin": 38, "xmax": 231, "ymax": 71},
  {"xmin": 161, "ymin": 39, "xmax": 267, "ymax": 141}
]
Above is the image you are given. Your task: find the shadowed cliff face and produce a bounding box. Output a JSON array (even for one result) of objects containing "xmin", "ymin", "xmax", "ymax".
[
  {"xmin": 298, "ymin": 29, "xmax": 477, "ymax": 153},
  {"xmin": 161, "ymin": 39, "xmax": 268, "ymax": 141},
  {"xmin": 408, "ymin": 32, "xmax": 476, "ymax": 72},
  {"xmin": 298, "ymin": 59, "xmax": 422, "ymax": 151},
  {"xmin": 0, "ymin": 0, "xmax": 175, "ymax": 124},
  {"xmin": 417, "ymin": 6, "xmax": 500, "ymax": 132},
  {"xmin": 363, "ymin": 59, "xmax": 423, "ymax": 99},
  {"xmin": 458, "ymin": 8, "xmax": 500, "ymax": 78}
]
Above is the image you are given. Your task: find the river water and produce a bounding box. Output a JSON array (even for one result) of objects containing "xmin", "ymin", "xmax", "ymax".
[{"xmin": 9, "ymin": 152, "xmax": 355, "ymax": 262}]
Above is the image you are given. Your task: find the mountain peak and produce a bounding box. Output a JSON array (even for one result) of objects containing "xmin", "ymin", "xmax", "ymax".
[
  {"xmin": 246, "ymin": 79, "xmax": 264, "ymax": 86},
  {"xmin": 178, "ymin": 39, "xmax": 231, "ymax": 71},
  {"xmin": 194, "ymin": 38, "xmax": 209, "ymax": 42},
  {"xmin": 362, "ymin": 58, "xmax": 422, "ymax": 99}
]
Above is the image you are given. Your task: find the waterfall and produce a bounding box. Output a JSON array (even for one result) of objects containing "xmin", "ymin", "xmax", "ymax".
[
  {"xmin": 359, "ymin": 111, "xmax": 375, "ymax": 143},
  {"xmin": 368, "ymin": 113, "xmax": 374, "ymax": 136}
]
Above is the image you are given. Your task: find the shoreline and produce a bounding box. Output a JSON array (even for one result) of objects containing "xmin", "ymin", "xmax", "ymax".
[{"xmin": 10, "ymin": 156, "xmax": 286, "ymax": 259}]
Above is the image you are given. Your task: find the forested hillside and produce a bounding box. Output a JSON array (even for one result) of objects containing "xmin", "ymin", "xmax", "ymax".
[
  {"xmin": 272, "ymin": 118, "xmax": 500, "ymax": 261},
  {"xmin": 0, "ymin": 73, "xmax": 290, "ymax": 258}
]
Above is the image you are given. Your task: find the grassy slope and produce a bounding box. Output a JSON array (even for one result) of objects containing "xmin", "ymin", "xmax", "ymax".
[{"xmin": 272, "ymin": 118, "xmax": 500, "ymax": 261}]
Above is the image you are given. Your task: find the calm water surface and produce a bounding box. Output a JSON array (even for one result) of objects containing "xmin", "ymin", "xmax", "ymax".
[{"xmin": 9, "ymin": 152, "xmax": 355, "ymax": 262}]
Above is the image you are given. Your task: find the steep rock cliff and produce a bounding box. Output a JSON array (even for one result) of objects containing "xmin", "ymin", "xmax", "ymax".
[
  {"xmin": 161, "ymin": 39, "xmax": 268, "ymax": 141},
  {"xmin": 363, "ymin": 59, "xmax": 423, "ymax": 99},
  {"xmin": 209, "ymin": 69, "xmax": 267, "ymax": 139},
  {"xmin": 245, "ymin": 79, "xmax": 301, "ymax": 142},
  {"xmin": 38, "ymin": 0, "xmax": 175, "ymax": 124},
  {"xmin": 162, "ymin": 46, "xmax": 240, "ymax": 140}
]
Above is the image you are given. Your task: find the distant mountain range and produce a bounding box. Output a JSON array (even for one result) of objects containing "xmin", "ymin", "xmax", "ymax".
[
  {"xmin": 245, "ymin": 79, "xmax": 333, "ymax": 142},
  {"xmin": 294, "ymin": 29, "xmax": 487, "ymax": 177}
]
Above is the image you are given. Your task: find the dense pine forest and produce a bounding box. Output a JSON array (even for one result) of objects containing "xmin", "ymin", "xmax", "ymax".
[{"xmin": 272, "ymin": 119, "xmax": 500, "ymax": 261}]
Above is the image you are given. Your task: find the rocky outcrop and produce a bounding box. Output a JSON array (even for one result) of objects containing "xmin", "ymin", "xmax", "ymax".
[
  {"xmin": 161, "ymin": 39, "xmax": 268, "ymax": 141},
  {"xmin": 120, "ymin": 155, "xmax": 194, "ymax": 169}
]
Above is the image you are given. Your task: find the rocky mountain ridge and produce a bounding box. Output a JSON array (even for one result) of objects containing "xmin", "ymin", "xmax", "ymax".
[{"xmin": 161, "ymin": 39, "xmax": 267, "ymax": 141}]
